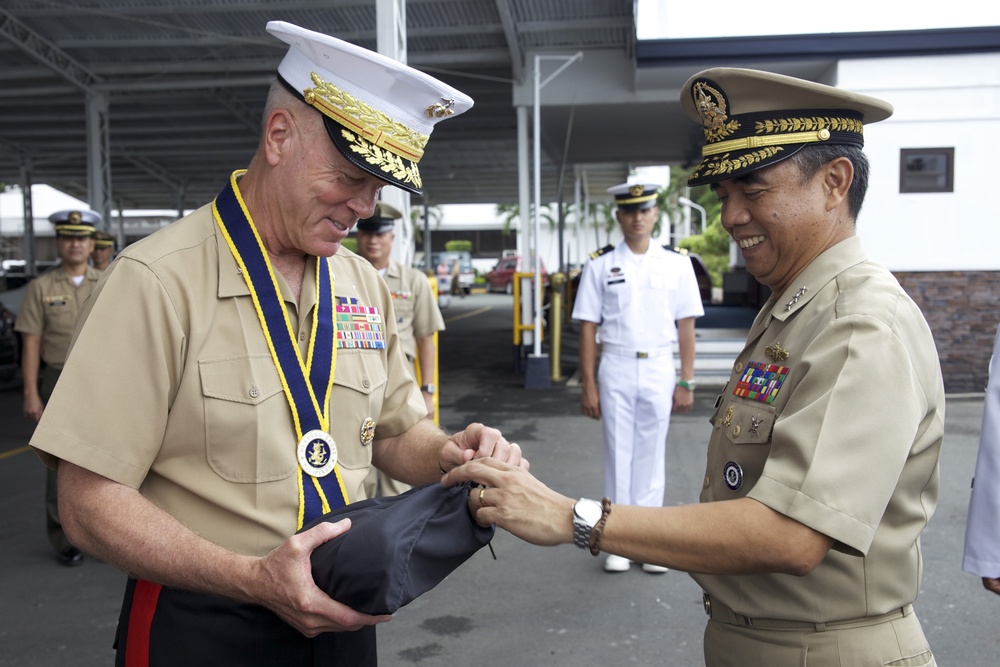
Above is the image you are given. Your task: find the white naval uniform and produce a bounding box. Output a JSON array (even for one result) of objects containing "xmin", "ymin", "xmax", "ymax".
[
  {"xmin": 572, "ymin": 243, "xmax": 704, "ymax": 506},
  {"xmin": 963, "ymin": 323, "xmax": 1000, "ymax": 578}
]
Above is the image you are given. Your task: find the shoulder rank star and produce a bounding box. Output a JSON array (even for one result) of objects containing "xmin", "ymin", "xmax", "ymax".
[{"xmin": 764, "ymin": 341, "xmax": 790, "ymax": 363}]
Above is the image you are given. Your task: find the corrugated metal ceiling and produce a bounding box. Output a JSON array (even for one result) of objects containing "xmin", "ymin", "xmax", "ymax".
[
  {"xmin": 8, "ymin": 2, "xmax": 984, "ymax": 215},
  {"xmin": 0, "ymin": 0, "xmax": 638, "ymax": 211}
]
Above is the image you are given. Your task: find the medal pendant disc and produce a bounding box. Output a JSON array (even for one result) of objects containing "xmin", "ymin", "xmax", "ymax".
[{"xmin": 298, "ymin": 430, "xmax": 337, "ymax": 478}]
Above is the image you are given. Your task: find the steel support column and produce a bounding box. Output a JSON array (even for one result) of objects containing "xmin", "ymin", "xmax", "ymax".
[
  {"xmin": 20, "ymin": 161, "xmax": 35, "ymax": 277},
  {"xmin": 376, "ymin": 0, "xmax": 411, "ymax": 267},
  {"xmin": 86, "ymin": 92, "xmax": 112, "ymax": 226}
]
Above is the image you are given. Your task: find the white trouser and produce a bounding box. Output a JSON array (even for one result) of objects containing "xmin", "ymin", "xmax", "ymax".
[{"xmin": 598, "ymin": 350, "xmax": 676, "ymax": 506}]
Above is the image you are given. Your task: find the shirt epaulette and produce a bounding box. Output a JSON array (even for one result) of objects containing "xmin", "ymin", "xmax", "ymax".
[
  {"xmin": 590, "ymin": 244, "xmax": 614, "ymax": 260},
  {"xmin": 663, "ymin": 245, "xmax": 689, "ymax": 255}
]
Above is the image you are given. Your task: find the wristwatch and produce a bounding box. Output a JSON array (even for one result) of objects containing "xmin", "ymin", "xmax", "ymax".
[
  {"xmin": 419, "ymin": 384, "xmax": 436, "ymax": 394},
  {"xmin": 677, "ymin": 378, "xmax": 697, "ymax": 391},
  {"xmin": 572, "ymin": 498, "xmax": 603, "ymax": 549}
]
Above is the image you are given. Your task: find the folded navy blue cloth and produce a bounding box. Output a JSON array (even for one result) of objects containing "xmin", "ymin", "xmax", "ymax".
[{"xmin": 299, "ymin": 482, "xmax": 494, "ymax": 615}]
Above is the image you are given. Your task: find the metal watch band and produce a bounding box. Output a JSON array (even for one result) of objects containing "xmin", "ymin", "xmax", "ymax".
[{"xmin": 573, "ymin": 520, "xmax": 592, "ymax": 549}]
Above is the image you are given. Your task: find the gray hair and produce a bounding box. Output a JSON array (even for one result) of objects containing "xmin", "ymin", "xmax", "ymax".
[
  {"xmin": 261, "ymin": 79, "xmax": 304, "ymax": 128},
  {"xmin": 786, "ymin": 144, "xmax": 870, "ymax": 221}
]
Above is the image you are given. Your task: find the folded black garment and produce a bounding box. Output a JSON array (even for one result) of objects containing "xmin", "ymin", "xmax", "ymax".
[{"xmin": 299, "ymin": 481, "xmax": 494, "ymax": 615}]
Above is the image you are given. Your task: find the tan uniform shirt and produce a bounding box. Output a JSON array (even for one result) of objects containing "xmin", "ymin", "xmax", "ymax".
[
  {"xmin": 382, "ymin": 260, "xmax": 445, "ymax": 362},
  {"xmin": 31, "ymin": 203, "xmax": 427, "ymax": 557},
  {"xmin": 692, "ymin": 237, "xmax": 944, "ymax": 622},
  {"xmin": 14, "ymin": 265, "xmax": 101, "ymax": 368}
]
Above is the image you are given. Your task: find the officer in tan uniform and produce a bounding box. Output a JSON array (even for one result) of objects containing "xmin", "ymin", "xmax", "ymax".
[
  {"xmin": 15, "ymin": 208, "xmax": 101, "ymax": 567},
  {"xmin": 445, "ymin": 68, "xmax": 943, "ymax": 667},
  {"xmin": 356, "ymin": 201, "xmax": 445, "ymax": 497},
  {"xmin": 29, "ymin": 22, "xmax": 525, "ymax": 666},
  {"xmin": 90, "ymin": 230, "xmax": 116, "ymax": 271}
]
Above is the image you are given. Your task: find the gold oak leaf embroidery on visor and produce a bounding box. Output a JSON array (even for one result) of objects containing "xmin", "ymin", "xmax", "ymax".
[
  {"xmin": 756, "ymin": 116, "xmax": 864, "ymax": 136},
  {"xmin": 305, "ymin": 72, "xmax": 429, "ymax": 159},
  {"xmin": 342, "ymin": 130, "xmax": 422, "ymax": 189},
  {"xmin": 705, "ymin": 120, "xmax": 741, "ymax": 143},
  {"xmin": 694, "ymin": 147, "xmax": 784, "ymax": 179}
]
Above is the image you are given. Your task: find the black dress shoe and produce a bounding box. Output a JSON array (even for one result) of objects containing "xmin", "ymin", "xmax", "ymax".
[{"xmin": 58, "ymin": 547, "xmax": 84, "ymax": 567}]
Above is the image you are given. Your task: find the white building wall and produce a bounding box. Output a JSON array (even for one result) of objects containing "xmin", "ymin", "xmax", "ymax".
[{"xmin": 839, "ymin": 53, "xmax": 1000, "ymax": 271}]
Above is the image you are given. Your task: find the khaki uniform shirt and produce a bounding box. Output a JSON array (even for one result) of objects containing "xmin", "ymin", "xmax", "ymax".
[
  {"xmin": 382, "ymin": 260, "xmax": 445, "ymax": 362},
  {"xmin": 14, "ymin": 265, "xmax": 101, "ymax": 368},
  {"xmin": 692, "ymin": 237, "xmax": 944, "ymax": 622},
  {"xmin": 31, "ymin": 203, "xmax": 427, "ymax": 557}
]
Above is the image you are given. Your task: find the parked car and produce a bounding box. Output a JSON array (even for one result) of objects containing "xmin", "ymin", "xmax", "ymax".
[
  {"xmin": 485, "ymin": 255, "xmax": 548, "ymax": 294},
  {"xmin": 430, "ymin": 251, "xmax": 474, "ymax": 294}
]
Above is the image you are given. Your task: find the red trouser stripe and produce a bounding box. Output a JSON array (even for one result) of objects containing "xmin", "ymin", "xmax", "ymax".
[{"xmin": 124, "ymin": 579, "xmax": 162, "ymax": 667}]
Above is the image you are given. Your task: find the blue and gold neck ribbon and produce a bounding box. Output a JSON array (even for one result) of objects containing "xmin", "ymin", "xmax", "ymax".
[{"xmin": 213, "ymin": 170, "xmax": 349, "ymax": 528}]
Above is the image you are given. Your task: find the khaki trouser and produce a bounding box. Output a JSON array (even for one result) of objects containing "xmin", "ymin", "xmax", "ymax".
[{"xmin": 703, "ymin": 596, "xmax": 936, "ymax": 667}]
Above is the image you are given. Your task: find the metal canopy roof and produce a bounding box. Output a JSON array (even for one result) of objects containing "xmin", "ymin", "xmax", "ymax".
[
  {"xmin": 2, "ymin": 2, "xmax": 997, "ymax": 213},
  {"xmin": 0, "ymin": 0, "xmax": 641, "ymax": 211}
]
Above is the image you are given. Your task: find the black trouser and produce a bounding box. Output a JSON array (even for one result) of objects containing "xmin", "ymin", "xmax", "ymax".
[
  {"xmin": 40, "ymin": 365, "xmax": 73, "ymax": 555},
  {"xmin": 114, "ymin": 578, "xmax": 377, "ymax": 666}
]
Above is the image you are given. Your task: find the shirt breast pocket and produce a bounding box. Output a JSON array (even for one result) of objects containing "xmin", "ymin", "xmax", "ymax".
[
  {"xmin": 649, "ymin": 269, "xmax": 679, "ymax": 291},
  {"xmin": 44, "ymin": 301, "xmax": 74, "ymax": 326},
  {"xmin": 392, "ymin": 296, "xmax": 415, "ymax": 323},
  {"xmin": 328, "ymin": 349, "xmax": 388, "ymax": 472},
  {"xmin": 721, "ymin": 402, "xmax": 776, "ymax": 446},
  {"xmin": 199, "ymin": 355, "xmax": 296, "ymax": 483}
]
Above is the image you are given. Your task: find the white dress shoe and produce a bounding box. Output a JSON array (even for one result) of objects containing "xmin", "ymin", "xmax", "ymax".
[
  {"xmin": 604, "ymin": 554, "xmax": 631, "ymax": 572},
  {"xmin": 641, "ymin": 563, "xmax": 669, "ymax": 573}
]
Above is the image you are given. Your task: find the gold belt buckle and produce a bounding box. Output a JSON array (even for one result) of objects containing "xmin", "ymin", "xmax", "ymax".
[
  {"xmin": 636, "ymin": 351, "xmax": 648, "ymax": 359},
  {"xmin": 703, "ymin": 593, "xmax": 712, "ymax": 616}
]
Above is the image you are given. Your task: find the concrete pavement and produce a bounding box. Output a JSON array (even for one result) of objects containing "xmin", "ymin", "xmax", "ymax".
[{"xmin": 0, "ymin": 293, "xmax": 996, "ymax": 666}]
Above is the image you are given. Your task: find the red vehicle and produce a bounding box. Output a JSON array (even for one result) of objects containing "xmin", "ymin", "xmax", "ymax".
[{"xmin": 485, "ymin": 256, "xmax": 548, "ymax": 294}]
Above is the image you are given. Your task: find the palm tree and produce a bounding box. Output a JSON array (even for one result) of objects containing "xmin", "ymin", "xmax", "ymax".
[
  {"xmin": 410, "ymin": 203, "xmax": 443, "ymax": 244},
  {"xmin": 494, "ymin": 202, "xmax": 556, "ymax": 235}
]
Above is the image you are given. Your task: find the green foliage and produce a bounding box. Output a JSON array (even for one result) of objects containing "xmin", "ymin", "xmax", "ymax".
[
  {"xmin": 675, "ymin": 184, "xmax": 727, "ymax": 288},
  {"xmin": 494, "ymin": 203, "xmax": 555, "ymax": 234},
  {"xmin": 340, "ymin": 237, "xmax": 358, "ymax": 254},
  {"xmin": 678, "ymin": 219, "xmax": 728, "ymax": 287},
  {"xmin": 654, "ymin": 167, "xmax": 696, "ymax": 238},
  {"xmin": 409, "ymin": 204, "xmax": 442, "ymax": 245},
  {"xmin": 445, "ymin": 239, "xmax": 472, "ymax": 252}
]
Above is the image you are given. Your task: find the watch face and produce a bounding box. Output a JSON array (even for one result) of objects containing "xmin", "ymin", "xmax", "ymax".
[{"xmin": 574, "ymin": 498, "xmax": 602, "ymax": 524}]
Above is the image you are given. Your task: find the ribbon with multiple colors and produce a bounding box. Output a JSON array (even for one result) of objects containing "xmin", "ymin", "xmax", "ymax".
[{"xmin": 213, "ymin": 170, "xmax": 349, "ymax": 528}]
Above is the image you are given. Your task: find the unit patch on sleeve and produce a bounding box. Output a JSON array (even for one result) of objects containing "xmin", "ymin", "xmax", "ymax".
[{"xmin": 733, "ymin": 361, "xmax": 789, "ymax": 404}]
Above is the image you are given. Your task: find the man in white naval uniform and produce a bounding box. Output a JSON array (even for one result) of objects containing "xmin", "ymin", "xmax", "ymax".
[
  {"xmin": 572, "ymin": 182, "xmax": 704, "ymax": 573},
  {"xmin": 963, "ymin": 322, "xmax": 1000, "ymax": 595}
]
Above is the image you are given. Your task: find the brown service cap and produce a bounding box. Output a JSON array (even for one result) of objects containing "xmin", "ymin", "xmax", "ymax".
[{"xmin": 681, "ymin": 68, "xmax": 893, "ymax": 187}]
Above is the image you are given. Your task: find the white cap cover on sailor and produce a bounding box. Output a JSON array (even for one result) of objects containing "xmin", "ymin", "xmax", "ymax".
[
  {"xmin": 607, "ymin": 182, "xmax": 660, "ymax": 211},
  {"xmin": 48, "ymin": 209, "xmax": 101, "ymax": 237}
]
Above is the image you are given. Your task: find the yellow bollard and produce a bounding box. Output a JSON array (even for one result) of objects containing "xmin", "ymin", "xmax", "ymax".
[
  {"xmin": 550, "ymin": 273, "xmax": 565, "ymax": 382},
  {"xmin": 416, "ymin": 274, "xmax": 441, "ymax": 426}
]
